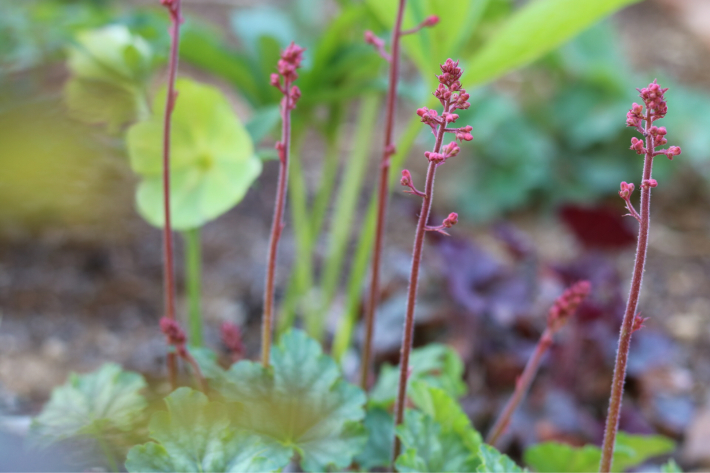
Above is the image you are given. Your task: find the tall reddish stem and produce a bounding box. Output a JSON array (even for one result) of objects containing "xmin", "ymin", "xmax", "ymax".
[
  {"xmin": 360, "ymin": 0, "xmax": 407, "ymax": 391},
  {"xmin": 391, "ymin": 102, "xmax": 450, "ymax": 465},
  {"xmin": 262, "ymin": 76, "xmax": 293, "ymax": 367},
  {"xmin": 162, "ymin": 0, "xmax": 182, "ymax": 389},
  {"xmin": 487, "ymin": 329, "xmax": 553, "ymax": 446},
  {"xmin": 599, "ymin": 109, "xmax": 654, "ymax": 472}
]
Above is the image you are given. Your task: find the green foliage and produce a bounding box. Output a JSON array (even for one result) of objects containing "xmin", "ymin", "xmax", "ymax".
[
  {"xmin": 523, "ymin": 432, "xmax": 676, "ymax": 473},
  {"xmin": 29, "ymin": 363, "xmax": 147, "ymax": 448},
  {"xmin": 477, "ymin": 444, "xmax": 525, "ymax": 473},
  {"xmin": 355, "ymin": 407, "xmax": 394, "ymax": 470},
  {"xmin": 127, "ymin": 78, "xmax": 261, "ymax": 231},
  {"xmin": 662, "ymin": 459, "xmax": 683, "ymax": 473},
  {"xmin": 65, "ymin": 25, "xmax": 154, "ymax": 131},
  {"xmin": 395, "ymin": 383, "xmax": 484, "ymax": 472},
  {"xmin": 369, "ymin": 344, "xmax": 466, "ymax": 408},
  {"xmin": 464, "ymin": 0, "xmax": 642, "ymax": 87},
  {"xmin": 126, "ymin": 388, "xmax": 291, "ymax": 473},
  {"xmin": 206, "ymin": 330, "xmax": 367, "ymax": 472}
]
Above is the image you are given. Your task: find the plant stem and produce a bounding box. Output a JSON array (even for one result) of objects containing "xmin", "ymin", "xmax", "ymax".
[
  {"xmin": 487, "ymin": 329, "xmax": 554, "ymax": 447},
  {"xmin": 361, "ymin": 0, "xmax": 407, "ymax": 392},
  {"xmin": 181, "ymin": 347, "xmax": 208, "ymax": 393},
  {"xmin": 262, "ymin": 74, "xmax": 294, "ymax": 368},
  {"xmin": 392, "ymin": 102, "xmax": 450, "ymax": 465},
  {"xmin": 599, "ymin": 109, "xmax": 654, "ymax": 472},
  {"xmin": 162, "ymin": 0, "xmax": 182, "ymax": 390},
  {"xmin": 184, "ymin": 228, "xmax": 202, "ymax": 347}
]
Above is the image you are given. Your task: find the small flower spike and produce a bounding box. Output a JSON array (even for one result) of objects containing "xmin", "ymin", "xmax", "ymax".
[
  {"xmin": 221, "ymin": 322, "xmax": 245, "ymax": 363},
  {"xmin": 400, "ymin": 169, "xmax": 425, "ymax": 197},
  {"xmin": 547, "ymin": 280, "xmax": 591, "ymax": 334},
  {"xmin": 425, "ymin": 212, "xmax": 459, "ymax": 236},
  {"xmin": 631, "ymin": 314, "xmax": 649, "ymax": 333}
]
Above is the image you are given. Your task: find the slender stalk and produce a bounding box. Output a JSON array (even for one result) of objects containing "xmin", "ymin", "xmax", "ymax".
[
  {"xmin": 392, "ymin": 102, "xmax": 450, "ymax": 464},
  {"xmin": 262, "ymin": 44, "xmax": 303, "ymax": 366},
  {"xmin": 161, "ymin": 0, "xmax": 182, "ymax": 389},
  {"xmin": 487, "ymin": 329, "xmax": 553, "ymax": 446},
  {"xmin": 262, "ymin": 85, "xmax": 291, "ymax": 366},
  {"xmin": 361, "ymin": 0, "xmax": 407, "ymax": 391},
  {"xmin": 182, "ymin": 347, "xmax": 208, "ymax": 393},
  {"xmin": 599, "ymin": 109, "xmax": 654, "ymax": 472},
  {"xmin": 184, "ymin": 228, "xmax": 202, "ymax": 347}
]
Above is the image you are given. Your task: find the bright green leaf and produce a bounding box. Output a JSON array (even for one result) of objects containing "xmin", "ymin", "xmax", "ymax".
[
  {"xmin": 476, "ymin": 444, "xmax": 525, "ymax": 473},
  {"xmin": 127, "ymin": 78, "xmax": 262, "ymax": 230},
  {"xmin": 523, "ymin": 432, "xmax": 676, "ymax": 473},
  {"xmin": 29, "ymin": 363, "xmax": 147, "ymax": 448},
  {"xmin": 662, "ymin": 459, "xmax": 683, "ymax": 473},
  {"xmin": 125, "ymin": 388, "xmax": 291, "ymax": 473},
  {"xmin": 464, "ymin": 0, "xmax": 643, "ymax": 87},
  {"xmin": 370, "ymin": 344, "xmax": 466, "ymax": 408},
  {"xmin": 395, "ymin": 383, "xmax": 483, "ymax": 472},
  {"xmin": 210, "ymin": 330, "xmax": 366, "ymax": 472}
]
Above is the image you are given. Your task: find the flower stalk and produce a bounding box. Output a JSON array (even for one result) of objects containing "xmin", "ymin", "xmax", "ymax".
[
  {"xmin": 261, "ymin": 43, "xmax": 305, "ymax": 367},
  {"xmin": 599, "ymin": 81, "xmax": 681, "ymax": 472},
  {"xmin": 159, "ymin": 0, "xmax": 182, "ymax": 389},
  {"xmin": 160, "ymin": 317, "xmax": 207, "ymax": 393},
  {"xmin": 486, "ymin": 281, "xmax": 591, "ymax": 447},
  {"xmin": 391, "ymin": 59, "xmax": 473, "ymax": 464},
  {"xmin": 360, "ymin": 3, "xmax": 439, "ymax": 391}
]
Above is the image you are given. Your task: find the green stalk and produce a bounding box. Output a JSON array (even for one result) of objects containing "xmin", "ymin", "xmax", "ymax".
[
  {"xmin": 184, "ymin": 227, "xmax": 202, "ymax": 347},
  {"xmin": 332, "ymin": 110, "xmax": 422, "ymax": 361},
  {"xmin": 318, "ymin": 95, "xmax": 379, "ymax": 328}
]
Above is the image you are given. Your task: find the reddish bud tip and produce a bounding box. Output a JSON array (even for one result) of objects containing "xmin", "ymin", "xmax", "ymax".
[
  {"xmin": 666, "ymin": 146, "xmax": 681, "ymax": 159},
  {"xmin": 547, "ymin": 281, "xmax": 591, "ymax": 333},
  {"xmin": 642, "ymin": 178, "xmax": 658, "ymax": 189},
  {"xmin": 619, "ymin": 181, "xmax": 635, "ymax": 199},
  {"xmin": 630, "ymin": 137, "xmax": 644, "ymax": 155},
  {"xmin": 400, "ymin": 169, "xmax": 412, "ymax": 187},
  {"xmin": 221, "ymin": 322, "xmax": 244, "ymax": 362},
  {"xmin": 424, "ymin": 15, "xmax": 439, "ymax": 27},
  {"xmin": 443, "ymin": 212, "xmax": 458, "ymax": 228},
  {"xmin": 632, "ymin": 314, "xmax": 649, "ymax": 333},
  {"xmin": 160, "ymin": 317, "xmax": 186, "ymax": 346}
]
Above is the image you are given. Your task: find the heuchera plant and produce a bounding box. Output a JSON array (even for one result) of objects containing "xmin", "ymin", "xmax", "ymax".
[
  {"xmin": 599, "ymin": 81, "xmax": 681, "ymax": 472},
  {"xmin": 392, "ymin": 57, "xmax": 473, "ymax": 462}
]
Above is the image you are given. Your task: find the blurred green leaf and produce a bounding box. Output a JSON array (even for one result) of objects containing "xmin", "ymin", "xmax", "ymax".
[
  {"xmin": 369, "ymin": 344, "xmax": 466, "ymax": 408},
  {"xmin": 662, "ymin": 459, "xmax": 683, "ymax": 473},
  {"xmin": 355, "ymin": 407, "xmax": 394, "ymax": 470},
  {"xmin": 127, "ymin": 78, "xmax": 261, "ymax": 231},
  {"xmin": 476, "ymin": 444, "xmax": 525, "ymax": 473},
  {"xmin": 125, "ymin": 388, "xmax": 291, "ymax": 473},
  {"xmin": 464, "ymin": 0, "xmax": 643, "ymax": 87},
  {"xmin": 209, "ymin": 330, "xmax": 367, "ymax": 472},
  {"xmin": 245, "ymin": 105, "xmax": 281, "ymax": 144},
  {"xmin": 523, "ymin": 432, "xmax": 676, "ymax": 473},
  {"xmin": 30, "ymin": 363, "xmax": 146, "ymax": 448}
]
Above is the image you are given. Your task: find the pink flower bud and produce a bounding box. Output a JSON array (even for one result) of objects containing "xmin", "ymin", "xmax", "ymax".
[
  {"xmin": 160, "ymin": 317, "xmax": 186, "ymax": 346},
  {"xmin": 666, "ymin": 146, "xmax": 681, "ymax": 159},
  {"xmin": 642, "ymin": 178, "xmax": 658, "ymax": 189},
  {"xmin": 423, "ymin": 15, "xmax": 439, "ymax": 27},
  {"xmin": 619, "ymin": 181, "xmax": 634, "ymax": 199},
  {"xmin": 416, "ymin": 107, "xmax": 428, "ymax": 117},
  {"xmin": 401, "ymin": 169, "xmax": 412, "ymax": 187},
  {"xmin": 547, "ymin": 281, "xmax": 591, "ymax": 333},
  {"xmin": 443, "ymin": 212, "xmax": 458, "ymax": 228},
  {"xmin": 270, "ymin": 73, "xmax": 281, "ymax": 88},
  {"xmin": 632, "ymin": 314, "xmax": 649, "ymax": 333},
  {"xmin": 630, "ymin": 137, "xmax": 644, "ymax": 155}
]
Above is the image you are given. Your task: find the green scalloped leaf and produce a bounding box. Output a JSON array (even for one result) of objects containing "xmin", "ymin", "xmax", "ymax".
[
  {"xmin": 127, "ymin": 78, "xmax": 261, "ymax": 230},
  {"xmin": 523, "ymin": 432, "xmax": 676, "ymax": 473},
  {"xmin": 355, "ymin": 407, "xmax": 394, "ymax": 470},
  {"xmin": 210, "ymin": 330, "xmax": 366, "ymax": 472},
  {"xmin": 476, "ymin": 444, "xmax": 525, "ymax": 473},
  {"xmin": 395, "ymin": 383, "xmax": 482, "ymax": 472},
  {"xmin": 369, "ymin": 344, "xmax": 466, "ymax": 408},
  {"xmin": 65, "ymin": 25, "xmax": 153, "ymax": 130},
  {"xmin": 29, "ymin": 363, "xmax": 147, "ymax": 448},
  {"xmin": 126, "ymin": 388, "xmax": 291, "ymax": 473}
]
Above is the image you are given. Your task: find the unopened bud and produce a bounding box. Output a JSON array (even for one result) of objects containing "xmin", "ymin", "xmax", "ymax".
[
  {"xmin": 630, "ymin": 137, "xmax": 644, "ymax": 155},
  {"xmin": 443, "ymin": 212, "xmax": 458, "ymax": 228}
]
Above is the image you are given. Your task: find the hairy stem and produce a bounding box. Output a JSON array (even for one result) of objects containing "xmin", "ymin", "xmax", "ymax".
[
  {"xmin": 262, "ymin": 75, "xmax": 294, "ymax": 367},
  {"xmin": 361, "ymin": 0, "xmax": 407, "ymax": 391},
  {"xmin": 162, "ymin": 0, "xmax": 182, "ymax": 389},
  {"xmin": 392, "ymin": 103, "xmax": 450, "ymax": 464},
  {"xmin": 599, "ymin": 109, "xmax": 654, "ymax": 472},
  {"xmin": 184, "ymin": 228, "xmax": 202, "ymax": 347},
  {"xmin": 487, "ymin": 329, "xmax": 554, "ymax": 446}
]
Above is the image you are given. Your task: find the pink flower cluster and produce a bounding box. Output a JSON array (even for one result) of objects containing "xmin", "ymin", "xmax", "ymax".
[
  {"xmin": 270, "ymin": 42, "xmax": 305, "ymax": 110},
  {"xmin": 626, "ymin": 80, "xmax": 681, "ymax": 160},
  {"xmin": 547, "ymin": 280, "xmax": 591, "ymax": 333},
  {"xmin": 424, "ymin": 141, "xmax": 459, "ymax": 164},
  {"xmin": 221, "ymin": 322, "xmax": 245, "ymax": 362},
  {"xmin": 160, "ymin": 316, "xmax": 188, "ymax": 357}
]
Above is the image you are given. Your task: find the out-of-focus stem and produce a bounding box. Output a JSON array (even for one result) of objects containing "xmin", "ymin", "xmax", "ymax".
[
  {"xmin": 599, "ymin": 109, "xmax": 654, "ymax": 472},
  {"xmin": 487, "ymin": 329, "xmax": 554, "ymax": 446},
  {"xmin": 184, "ymin": 228, "xmax": 202, "ymax": 347},
  {"xmin": 392, "ymin": 102, "xmax": 450, "ymax": 464},
  {"xmin": 262, "ymin": 75, "xmax": 293, "ymax": 367},
  {"xmin": 361, "ymin": 0, "xmax": 407, "ymax": 392},
  {"xmin": 162, "ymin": 0, "xmax": 182, "ymax": 390}
]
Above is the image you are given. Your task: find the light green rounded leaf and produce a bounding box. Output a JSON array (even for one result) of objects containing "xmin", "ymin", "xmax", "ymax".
[
  {"xmin": 29, "ymin": 363, "xmax": 147, "ymax": 448},
  {"xmin": 209, "ymin": 329, "xmax": 367, "ymax": 472},
  {"xmin": 126, "ymin": 388, "xmax": 291, "ymax": 473},
  {"xmin": 127, "ymin": 78, "xmax": 261, "ymax": 230}
]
